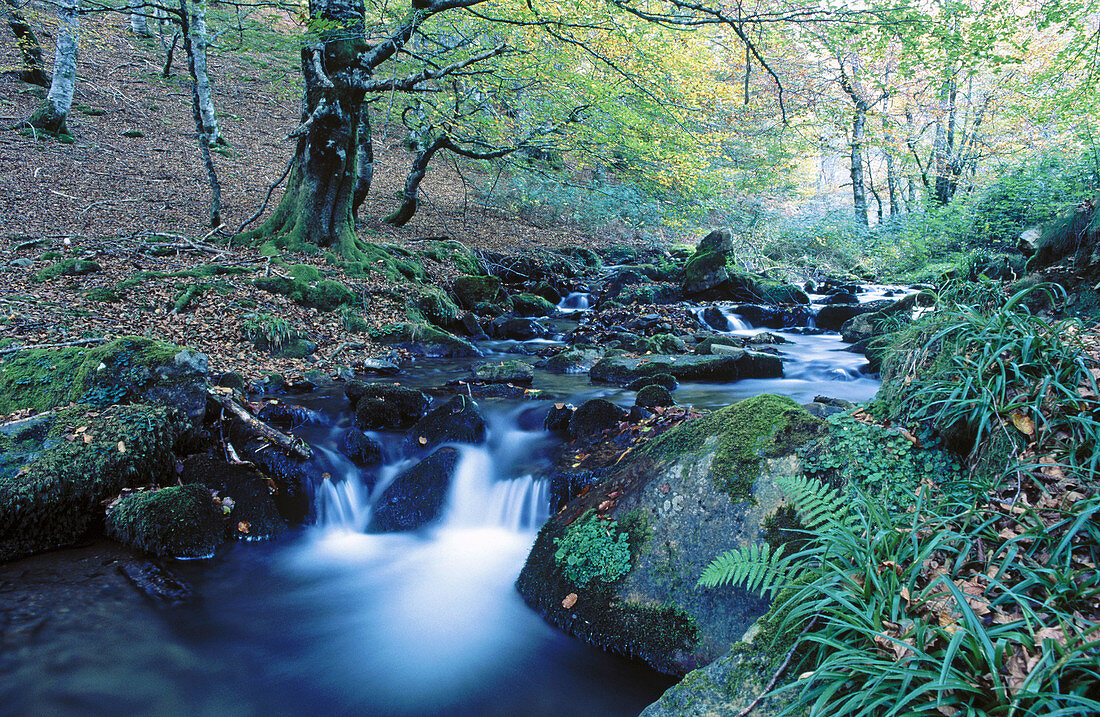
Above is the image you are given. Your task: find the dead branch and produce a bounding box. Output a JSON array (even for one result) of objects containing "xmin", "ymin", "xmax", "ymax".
[{"xmin": 206, "ymin": 387, "xmax": 312, "ymax": 460}]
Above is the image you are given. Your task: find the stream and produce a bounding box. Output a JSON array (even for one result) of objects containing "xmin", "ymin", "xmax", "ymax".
[{"xmin": 0, "ymin": 292, "xmax": 901, "ymax": 716}]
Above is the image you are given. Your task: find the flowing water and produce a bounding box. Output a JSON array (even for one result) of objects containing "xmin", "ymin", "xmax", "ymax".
[{"xmin": 0, "ymin": 294, "xmax": 894, "ymax": 716}]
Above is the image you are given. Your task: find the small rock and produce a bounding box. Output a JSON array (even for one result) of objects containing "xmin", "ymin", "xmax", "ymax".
[{"xmin": 568, "ymin": 398, "xmax": 627, "ymax": 440}]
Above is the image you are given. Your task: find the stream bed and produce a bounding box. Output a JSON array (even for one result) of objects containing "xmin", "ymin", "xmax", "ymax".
[{"xmin": 0, "ymin": 298, "xmax": 891, "ymax": 716}]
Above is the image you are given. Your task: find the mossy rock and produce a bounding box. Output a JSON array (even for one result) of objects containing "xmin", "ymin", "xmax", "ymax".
[
  {"xmin": 411, "ymin": 287, "xmax": 460, "ymax": 328},
  {"xmin": 636, "ymin": 384, "xmax": 674, "ymax": 408},
  {"xmin": 31, "ymin": 258, "xmax": 101, "ymax": 283},
  {"xmin": 416, "ymin": 240, "xmax": 483, "ymax": 276},
  {"xmin": 529, "ymin": 282, "xmax": 562, "ymax": 304},
  {"xmin": 512, "ymin": 293, "xmax": 556, "ymax": 317},
  {"xmin": 451, "ymin": 275, "xmax": 502, "ymax": 309},
  {"xmin": 105, "ymin": 484, "xmax": 225, "ymax": 558},
  {"xmin": 0, "ymin": 336, "xmax": 208, "ymax": 421},
  {"xmin": 543, "ymin": 348, "xmax": 602, "ymax": 374},
  {"xmin": 253, "ymin": 275, "xmax": 356, "ymax": 311},
  {"xmin": 472, "ymin": 359, "xmax": 534, "ymax": 384},
  {"xmin": 757, "ymin": 280, "xmax": 810, "ymax": 305},
  {"xmin": 371, "ymin": 322, "xmax": 482, "ymax": 358},
  {"xmin": 288, "ymin": 263, "xmax": 322, "ymax": 283},
  {"xmin": 590, "ymin": 352, "xmax": 782, "ymax": 386},
  {"xmin": 181, "ymin": 454, "xmax": 286, "ymax": 541},
  {"xmin": 0, "ymin": 404, "xmax": 183, "ymax": 561},
  {"xmin": 517, "ymin": 394, "xmax": 821, "ymax": 675}
]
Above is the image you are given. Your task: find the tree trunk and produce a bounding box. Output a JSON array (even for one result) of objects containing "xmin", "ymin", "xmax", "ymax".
[
  {"xmin": 129, "ymin": 0, "xmax": 152, "ymax": 36},
  {"xmin": 384, "ymin": 136, "xmax": 447, "ymax": 227},
  {"xmin": 178, "ymin": 0, "xmax": 221, "ymax": 225},
  {"xmin": 188, "ymin": 0, "xmax": 220, "ymax": 145},
  {"xmin": 239, "ymin": 0, "xmax": 366, "ymax": 248},
  {"xmin": 352, "ymin": 104, "xmax": 373, "ymax": 217},
  {"xmin": 850, "ymin": 108, "xmax": 868, "ymax": 226},
  {"xmin": 4, "ymin": 0, "xmax": 49, "ymax": 86},
  {"xmin": 27, "ymin": 0, "xmax": 78, "ymax": 134},
  {"xmin": 932, "ymin": 77, "xmax": 957, "ymax": 205}
]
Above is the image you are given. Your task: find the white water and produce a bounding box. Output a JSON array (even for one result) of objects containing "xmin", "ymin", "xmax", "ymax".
[{"xmin": 557, "ymin": 292, "xmax": 593, "ymax": 312}]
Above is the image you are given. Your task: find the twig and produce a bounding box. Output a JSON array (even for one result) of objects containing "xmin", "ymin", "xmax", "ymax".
[
  {"xmin": 237, "ymin": 156, "xmax": 294, "ymax": 234},
  {"xmin": 0, "ymin": 337, "xmax": 107, "ymax": 355},
  {"xmin": 80, "ymin": 198, "xmax": 141, "ymax": 215},
  {"xmin": 207, "ymin": 388, "xmax": 312, "ymax": 460},
  {"xmin": 733, "ymin": 616, "xmax": 817, "ymax": 717}
]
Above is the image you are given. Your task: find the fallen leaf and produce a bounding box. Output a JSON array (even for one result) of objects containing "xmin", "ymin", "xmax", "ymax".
[
  {"xmin": 82, "ymin": 433, "xmax": 93, "ymax": 444},
  {"xmin": 1010, "ymin": 411, "xmax": 1035, "ymax": 437},
  {"xmin": 117, "ymin": 441, "xmax": 126, "ymax": 453},
  {"xmin": 562, "ymin": 593, "xmax": 578, "ymax": 609},
  {"xmin": 418, "ymin": 436, "xmax": 427, "ymax": 446},
  {"xmin": 238, "ymin": 521, "xmax": 251, "ymax": 534}
]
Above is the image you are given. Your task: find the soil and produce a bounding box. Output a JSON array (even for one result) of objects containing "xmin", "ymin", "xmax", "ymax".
[{"xmin": 0, "ymin": 8, "xmax": 650, "ymax": 395}]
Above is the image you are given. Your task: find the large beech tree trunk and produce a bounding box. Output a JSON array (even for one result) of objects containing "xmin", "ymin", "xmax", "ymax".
[
  {"xmin": 352, "ymin": 104, "xmax": 374, "ymax": 218},
  {"xmin": 242, "ymin": 0, "xmax": 365, "ymax": 248},
  {"xmin": 28, "ymin": 0, "xmax": 78, "ymax": 134}
]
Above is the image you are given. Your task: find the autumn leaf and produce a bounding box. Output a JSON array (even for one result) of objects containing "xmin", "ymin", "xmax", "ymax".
[
  {"xmin": 562, "ymin": 593, "xmax": 578, "ymax": 609},
  {"xmin": 117, "ymin": 441, "xmax": 126, "ymax": 453},
  {"xmin": 1010, "ymin": 411, "xmax": 1036, "ymax": 437}
]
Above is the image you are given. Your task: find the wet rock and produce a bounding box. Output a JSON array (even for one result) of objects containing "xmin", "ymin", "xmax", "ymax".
[
  {"xmin": 683, "ymin": 229, "xmax": 734, "ymax": 296},
  {"xmin": 635, "ymin": 385, "xmax": 674, "ymax": 408},
  {"xmin": 216, "ymin": 371, "xmax": 247, "ymax": 392},
  {"xmin": 339, "ymin": 428, "xmax": 383, "ymax": 467},
  {"xmin": 730, "ymin": 304, "xmax": 813, "ymax": 329},
  {"xmin": 530, "ymin": 282, "xmax": 563, "ymax": 304},
  {"xmin": 700, "ymin": 306, "xmax": 733, "ymax": 331},
  {"xmin": 492, "ymin": 317, "xmax": 547, "ymax": 341},
  {"xmin": 694, "ymin": 335, "xmax": 746, "ymax": 355},
  {"xmin": 256, "ymin": 401, "xmax": 320, "ymax": 427},
  {"xmin": 823, "ymin": 289, "xmax": 859, "ymax": 304},
  {"xmin": 512, "ymin": 293, "xmax": 556, "ymax": 317},
  {"xmin": 815, "ymin": 299, "xmax": 893, "ymax": 332},
  {"xmin": 346, "ymin": 382, "xmax": 430, "ymax": 431},
  {"xmin": 549, "ymin": 469, "xmax": 604, "ymax": 511},
  {"xmin": 359, "ymin": 357, "xmax": 402, "ymax": 375},
  {"xmin": 458, "ymin": 312, "xmax": 488, "ymax": 339},
  {"xmin": 372, "ymin": 322, "xmax": 482, "ymax": 358},
  {"xmin": 227, "ymin": 424, "xmax": 317, "ymax": 524},
  {"xmin": 403, "ymin": 395, "xmax": 487, "ymax": 455},
  {"xmin": 181, "ymin": 454, "xmax": 287, "ymax": 541},
  {"xmin": 117, "ymin": 559, "xmax": 193, "ymax": 605},
  {"xmin": 626, "ymin": 373, "xmax": 678, "ymax": 392},
  {"xmin": 545, "ymin": 403, "xmax": 575, "ymax": 433},
  {"xmin": 472, "ymin": 359, "xmax": 535, "ymax": 384},
  {"xmin": 368, "ymin": 446, "xmax": 461, "ymax": 532},
  {"xmin": 591, "ymin": 352, "xmax": 782, "ymax": 386},
  {"xmin": 543, "ymin": 348, "xmax": 602, "ymax": 374},
  {"xmin": 451, "ymin": 275, "xmax": 502, "ymax": 309},
  {"xmin": 516, "ymin": 394, "xmax": 824, "ymax": 675},
  {"xmin": 0, "ymin": 404, "xmax": 183, "ymax": 562},
  {"xmin": 105, "ymin": 484, "xmax": 226, "ymax": 559},
  {"xmin": 568, "ymin": 398, "xmax": 627, "ymax": 440}
]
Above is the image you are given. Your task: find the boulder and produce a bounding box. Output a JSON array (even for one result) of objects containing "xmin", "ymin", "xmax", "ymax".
[
  {"xmin": 813, "ymin": 299, "xmax": 893, "ymax": 332},
  {"xmin": 731, "ymin": 304, "xmax": 814, "ymax": 329},
  {"xmin": 105, "ymin": 484, "xmax": 226, "ymax": 558},
  {"xmin": 626, "ymin": 373, "xmax": 678, "ymax": 392},
  {"xmin": 371, "ymin": 322, "xmax": 482, "ymax": 358},
  {"xmin": 181, "ymin": 454, "xmax": 287, "ymax": 541},
  {"xmin": 346, "ymin": 381, "xmax": 430, "ymax": 430},
  {"xmin": 367, "ymin": 446, "xmax": 461, "ymax": 532},
  {"xmin": 695, "ymin": 335, "xmax": 746, "ymax": 355},
  {"xmin": 512, "ymin": 293, "xmax": 556, "ymax": 317},
  {"xmin": 543, "ymin": 348, "xmax": 602, "ymax": 374},
  {"xmin": 492, "ymin": 317, "xmax": 547, "ymax": 341},
  {"xmin": 403, "ymin": 395, "xmax": 487, "ymax": 455},
  {"xmin": 545, "ymin": 403, "xmax": 575, "ymax": 433},
  {"xmin": 568, "ymin": 398, "xmax": 627, "ymax": 440},
  {"xmin": 683, "ymin": 229, "xmax": 734, "ymax": 296},
  {"xmin": 1025, "ymin": 198, "xmax": 1100, "ymax": 273},
  {"xmin": 516, "ymin": 395, "xmax": 823, "ymax": 675},
  {"xmin": 530, "ymin": 282, "xmax": 563, "ymax": 304},
  {"xmin": 635, "ymin": 385, "xmax": 674, "ymax": 408},
  {"xmin": 0, "ymin": 404, "xmax": 183, "ymax": 562},
  {"xmin": 591, "ymin": 352, "xmax": 782, "ymax": 387},
  {"xmin": 339, "ymin": 428, "xmax": 384, "ymax": 467},
  {"xmin": 451, "ymin": 275, "xmax": 502, "ymax": 309},
  {"xmin": 226, "ymin": 422, "xmax": 321, "ymax": 524},
  {"xmin": 472, "ymin": 359, "xmax": 535, "ymax": 384}
]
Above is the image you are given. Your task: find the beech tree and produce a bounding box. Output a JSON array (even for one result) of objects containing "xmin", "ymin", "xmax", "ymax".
[
  {"xmin": 26, "ymin": 0, "xmax": 79, "ymax": 135},
  {"xmin": 4, "ymin": 0, "xmax": 50, "ymax": 85}
]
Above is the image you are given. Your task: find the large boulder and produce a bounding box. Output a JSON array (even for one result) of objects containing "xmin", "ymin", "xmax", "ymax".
[
  {"xmin": 371, "ymin": 322, "xmax": 482, "ymax": 358},
  {"xmin": 0, "ymin": 404, "xmax": 183, "ymax": 562},
  {"xmin": 568, "ymin": 398, "xmax": 627, "ymax": 441},
  {"xmin": 492, "ymin": 317, "xmax": 547, "ymax": 341},
  {"xmin": 472, "ymin": 360, "xmax": 535, "ymax": 384},
  {"xmin": 590, "ymin": 352, "xmax": 782, "ymax": 386},
  {"xmin": 368, "ymin": 446, "xmax": 461, "ymax": 532},
  {"xmin": 402, "ymin": 395, "xmax": 487, "ymax": 455},
  {"xmin": 683, "ymin": 229, "xmax": 734, "ymax": 296},
  {"xmin": 0, "ymin": 336, "xmax": 209, "ymax": 423},
  {"xmin": 105, "ymin": 484, "xmax": 226, "ymax": 559},
  {"xmin": 1025, "ymin": 198, "xmax": 1100, "ymax": 273},
  {"xmin": 814, "ymin": 299, "xmax": 893, "ymax": 332},
  {"xmin": 346, "ymin": 381, "xmax": 431, "ymax": 431},
  {"xmin": 451, "ymin": 275, "xmax": 502, "ymax": 309},
  {"xmin": 181, "ymin": 454, "xmax": 287, "ymax": 541},
  {"xmin": 516, "ymin": 394, "xmax": 823, "ymax": 675}
]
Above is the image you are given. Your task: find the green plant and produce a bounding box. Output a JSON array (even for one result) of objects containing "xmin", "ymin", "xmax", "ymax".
[
  {"xmin": 553, "ymin": 514, "xmax": 632, "ymax": 587},
  {"xmin": 241, "ymin": 312, "xmax": 294, "ymax": 350}
]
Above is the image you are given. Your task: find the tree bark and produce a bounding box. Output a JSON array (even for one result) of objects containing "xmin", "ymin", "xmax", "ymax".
[
  {"xmin": 27, "ymin": 0, "xmax": 78, "ymax": 134},
  {"xmin": 178, "ymin": 0, "xmax": 221, "ymax": 225},
  {"xmin": 4, "ymin": 0, "xmax": 49, "ymax": 86},
  {"xmin": 188, "ymin": 0, "xmax": 220, "ymax": 145},
  {"xmin": 849, "ymin": 108, "xmax": 868, "ymax": 226},
  {"xmin": 352, "ymin": 103, "xmax": 373, "ymax": 217},
  {"xmin": 932, "ymin": 76, "xmax": 957, "ymax": 205},
  {"xmin": 384, "ymin": 136, "xmax": 448, "ymax": 227},
  {"xmin": 129, "ymin": 0, "xmax": 151, "ymax": 36}
]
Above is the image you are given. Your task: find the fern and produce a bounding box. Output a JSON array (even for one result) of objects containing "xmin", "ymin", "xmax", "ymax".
[
  {"xmin": 697, "ymin": 543, "xmax": 791, "ymax": 596},
  {"xmin": 773, "ymin": 473, "xmax": 855, "ymax": 530}
]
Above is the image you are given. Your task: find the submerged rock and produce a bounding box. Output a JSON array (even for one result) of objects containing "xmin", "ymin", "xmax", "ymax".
[
  {"xmin": 516, "ymin": 394, "xmax": 823, "ymax": 675},
  {"xmin": 105, "ymin": 484, "xmax": 226, "ymax": 559},
  {"xmin": 591, "ymin": 352, "xmax": 782, "ymax": 386},
  {"xmin": 368, "ymin": 446, "xmax": 461, "ymax": 532}
]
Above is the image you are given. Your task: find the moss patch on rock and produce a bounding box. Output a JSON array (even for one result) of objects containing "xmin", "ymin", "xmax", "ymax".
[
  {"xmin": 105, "ymin": 484, "xmax": 225, "ymax": 558},
  {"xmin": 31, "ymin": 258, "xmax": 101, "ymax": 283},
  {"xmin": 371, "ymin": 322, "xmax": 481, "ymax": 358}
]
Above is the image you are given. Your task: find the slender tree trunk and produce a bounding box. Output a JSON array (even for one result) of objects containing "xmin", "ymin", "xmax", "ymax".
[
  {"xmin": 27, "ymin": 0, "xmax": 78, "ymax": 134},
  {"xmin": 385, "ymin": 136, "xmax": 447, "ymax": 227},
  {"xmin": 4, "ymin": 0, "xmax": 49, "ymax": 86},
  {"xmin": 867, "ymin": 163, "xmax": 883, "ymax": 224},
  {"xmin": 933, "ymin": 76, "xmax": 958, "ymax": 205},
  {"xmin": 352, "ymin": 104, "xmax": 373, "ymax": 217},
  {"xmin": 188, "ymin": 0, "xmax": 220, "ymax": 145},
  {"xmin": 129, "ymin": 0, "xmax": 151, "ymax": 36},
  {"xmin": 850, "ymin": 108, "xmax": 868, "ymax": 226},
  {"xmin": 881, "ymin": 94, "xmax": 900, "ymax": 217},
  {"xmin": 178, "ymin": 0, "xmax": 220, "ymax": 225}
]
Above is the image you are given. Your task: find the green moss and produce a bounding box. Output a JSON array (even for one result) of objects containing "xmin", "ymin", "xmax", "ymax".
[
  {"xmin": 105, "ymin": 484, "xmax": 225, "ymax": 558},
  {"xmin": 370, "ymin": 322, "xmax": 480, "ymax": 358},
  {"xmin": 32, "ymin": 258, "xmax": 101, "ymax": 283},
  {"xmin": 339, "ymin": 307, "xmax": 372, "ymax": 334},
  {"xmin": 409, "ymin": 286, "xmax": 460, "ymax": 327},
  {"xmin": 288, "ymin": 263, "xmax": 322, "ymax": 283},
  {"xmin": 84, "ymin": 287, "xmax": 122, "ymax": 303},
  {"xmin": 512, "ymin": 293, "xmax": 556, "ymax": 317},
  {"xmin": 640, "ymin": 394, "xmax": 823, "ymax": 503},
  {"xmin": 416, "ymin": 240, "xmax": 483, "ymax": 275},
  {"xmin": 253, "ymin": 275, "xmax": 356, "ymax": 311},
  {"xmin": 451, "ymin": 275, "xmax": 502, "ymax": 309},
  {"xmin": 757, "ymin": 280, "xmax": 810, "ymax": 305},
  {"xmin": 0, "ymin": 404, "xmax": 183, "ymax": 561},
  {"xmin": 554, "ymin": 513, "xmax": 632, "ymax": 587}
]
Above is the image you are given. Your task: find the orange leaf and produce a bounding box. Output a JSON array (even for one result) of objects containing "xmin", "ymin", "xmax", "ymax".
[{"xmin": 562, "ymin": 593, "xmax": 578, "ymax": 609}]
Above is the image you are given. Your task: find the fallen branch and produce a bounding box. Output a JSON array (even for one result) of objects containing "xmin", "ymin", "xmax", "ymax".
[
  {"xmin": 0, "ymin": 337, "xmax": 106, "ymax": 355},
  {"xmin": 206, "ymin": 387, "xmax": 312, "ymax": 460}
]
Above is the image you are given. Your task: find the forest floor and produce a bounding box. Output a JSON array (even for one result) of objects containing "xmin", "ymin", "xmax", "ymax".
[{"xmin": 0, "ymin": 10, "xmax": 649, "ymax": 392}]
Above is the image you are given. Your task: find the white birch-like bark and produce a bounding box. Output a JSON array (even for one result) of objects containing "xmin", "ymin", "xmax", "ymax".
[
  {"xmin": 129, "ymin": 0, "xmax": 151, "ymax": 36},
  {"xmin": 29, "ymin": 0, "xmax": 78, "ymax": 133},
  {"xmin": 189, "ymin": 1, "xmax": 220, "ymax": 145}
]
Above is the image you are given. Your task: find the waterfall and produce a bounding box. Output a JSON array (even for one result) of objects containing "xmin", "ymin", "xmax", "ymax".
[{"xmin": 557, "ymin": 292, "xmax": 593, "ymax": 312}]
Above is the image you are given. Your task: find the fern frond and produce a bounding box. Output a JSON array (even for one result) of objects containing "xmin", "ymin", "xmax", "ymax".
[
  {"xmin": 775, "ymin": 473, "xmax": 856, "ymax": 530},
  {"xmin": 697, "ymin": 543, "xmax": 791, "ymax": 597}
]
